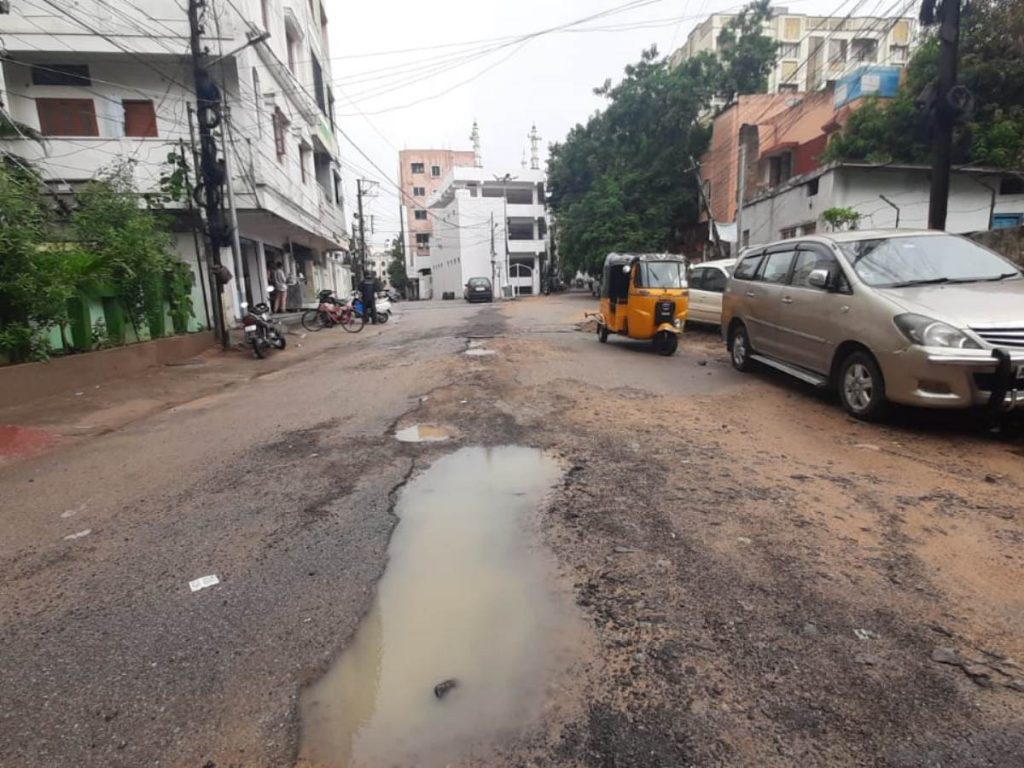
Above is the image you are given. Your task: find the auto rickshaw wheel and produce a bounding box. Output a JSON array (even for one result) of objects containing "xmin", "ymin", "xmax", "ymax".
[
  {"xmin": 655, "ymin": 331, "xmax": 678, "ymax": 356},
  {"xmin": 598, "ymin": 325, "xmax": 609, "ymax": 343}
]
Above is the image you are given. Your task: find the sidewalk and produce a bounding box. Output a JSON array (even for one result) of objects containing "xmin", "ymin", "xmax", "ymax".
[{"xmin": 0, "ymin": 321, "xmax": 375, "ymax": 465}]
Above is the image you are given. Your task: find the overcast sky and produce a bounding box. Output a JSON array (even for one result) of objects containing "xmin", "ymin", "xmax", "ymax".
[{"xmin": 326, "ymin": 0, "xmax": 848, "ymax": 248}]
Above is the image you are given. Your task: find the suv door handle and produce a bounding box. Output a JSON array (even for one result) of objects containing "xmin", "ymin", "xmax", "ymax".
[
  {"xmin": 745, "ymin": 290, "xmax": 756, "ymax": 298},
  {"xmin": 781, "ymin": 296, "xmax": 793, "ymax": 304}
]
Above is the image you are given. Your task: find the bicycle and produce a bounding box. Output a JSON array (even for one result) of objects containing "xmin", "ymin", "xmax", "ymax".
[{"xmin": 301, "ymin": 290, "xmax": 367, "ymax": 334}]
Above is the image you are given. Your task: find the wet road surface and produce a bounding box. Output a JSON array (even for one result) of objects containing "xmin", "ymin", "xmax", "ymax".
[{"xmin": 2, "ymin": 293, "xmax": 1023, "ymax": 767}]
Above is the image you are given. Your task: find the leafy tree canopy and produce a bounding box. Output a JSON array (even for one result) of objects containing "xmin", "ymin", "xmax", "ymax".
[
  {"xmin": 716, "ymin": 0, "xmax": 779, "ymax": 102},
  {"xmin": 386, "ymin": 238, "xmax": 409, "ymax": 294},
  {"xmin": 547, "ymin": 2, "xmax": 779, "ymax": 276}
]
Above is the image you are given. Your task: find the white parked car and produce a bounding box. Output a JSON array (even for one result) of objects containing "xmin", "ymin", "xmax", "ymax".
[{"xmin": 687, "ymin": 258, "xmax": 736, "ymax": 325}]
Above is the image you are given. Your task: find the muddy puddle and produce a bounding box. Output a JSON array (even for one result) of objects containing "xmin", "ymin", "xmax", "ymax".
[
  {"xmin": 298, "ymin": 446, "xmax": 580, "ymax": 768},
  {"xmin": 394, "ymin": 424, "xmax": 452, "ymax": 443}
]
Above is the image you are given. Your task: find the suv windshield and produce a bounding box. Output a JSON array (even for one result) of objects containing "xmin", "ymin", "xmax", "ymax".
[
  {"xmin": 839, "ymin": 235, "xmax": 1021, "ymax": 287},
  {"xmin": 640, "ymin": 261, "xmax": 686, "ymax": 288}
]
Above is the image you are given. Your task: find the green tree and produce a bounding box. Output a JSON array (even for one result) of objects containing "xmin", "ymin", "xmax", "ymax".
[
  {"xmin": 548, "ymin": 1, "xmax": 781, "ymax": 276},
  {"xmin": 822, "ymin": 206, "xmax": 863, "ymax": 231},
  {"xmin": 0, "ymin": 161, "xmax": 54, "ymax": 362},
  {"xmin": 825, "ymin": 0, "xmax": 1024, "ymax": 169},
  {"xmin": 715, "ymin": 0, "xmax": 779, "ymax": 101},
  {"xmin": 71, "ymin": 164, "xmax": 177, "ymax": 340},
  {"xmin": 548, "ymin": 47, "xmax": 722, "ymax": 275},
  {"xmin": 386, "ymin": 238, "xmax": 409, "ymax": 294}
]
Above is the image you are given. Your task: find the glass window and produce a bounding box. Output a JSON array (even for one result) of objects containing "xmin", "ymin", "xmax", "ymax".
[
  {"xmin": 413, "ymin": 186, "xmax": 425, "ymax": 196},
  {"xmin": 414, "ymin": 210, "xmax": 427, "ymax": 220},
  {"xmin": 410, "ymin": 162, "xmax": 424, "ymax": 174},
  {"xmin": 839, "ymin": 235, "xmax": 1021, "ymax": 287},
  {"xmin": 791, "ymin": 249, "xmax": 838, "ymax": 289},
  {"xmin": 758, "ymin": 250, "xmax": 795, "ymax": 284},
  {"xmin": 639, "ymin": 261, "xmax": 686, "ymax": 289},
  {"xmin": 431, "ymin": 165, "xmax": 441, "ymax": 177},
  {"xmin": 734, "ymin": 251, "xmax": 764, "ymax": 280},
  {"xmin": 702, "ymin": 268, "xmax": 727, "ymax": 293},
  {"xmin": 31, "ymin": 64, "xmax": 91, "ymax": 86},
  {"xmin": 779, "ymin": 42, "xmax": 800, "ymax": 59},
  {"xmin": 688, "ymin": 268, "xmax": 706, "ymax": 290}
]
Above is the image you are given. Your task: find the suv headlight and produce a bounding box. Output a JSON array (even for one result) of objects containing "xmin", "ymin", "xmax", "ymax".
[{"xmin": 893, "ymin": 313, "xmax": 980, "ymax": 349}]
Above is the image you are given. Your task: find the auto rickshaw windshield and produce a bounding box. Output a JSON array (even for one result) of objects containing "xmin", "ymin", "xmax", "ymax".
[{"xmin": 639, "ymin": 261, "xmax": 686, "ymax": 289}]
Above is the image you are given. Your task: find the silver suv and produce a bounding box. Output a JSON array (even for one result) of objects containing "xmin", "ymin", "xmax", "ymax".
[{"xmin": 722, "ymin": 230, "xmax": 1024, "ymax": 420}]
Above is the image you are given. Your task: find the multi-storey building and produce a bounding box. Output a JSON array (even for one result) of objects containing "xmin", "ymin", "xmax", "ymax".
[
  {"xmin": 429, "ymin": 166, "xmax": 549, "ymax": 299},
  {"xmin": 671, "ymin": 8, "xmax": 917, "ymax": 93},
  {"xmin": 0, "ymin": 0, "xmax": 348, "ymax": 325},
  {"xmin": 397, "ymin": 148, "xmax": 476, "ymax": 298}
]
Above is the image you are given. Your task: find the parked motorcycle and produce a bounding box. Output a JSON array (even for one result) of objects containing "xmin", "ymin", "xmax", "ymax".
[
  {"xmin": 375, "ymin": 293, "xmax": 392, "ymax": 324},
  {"xmin": 243, "ymin": 301, "xmax": 286, "ymax": 358}
]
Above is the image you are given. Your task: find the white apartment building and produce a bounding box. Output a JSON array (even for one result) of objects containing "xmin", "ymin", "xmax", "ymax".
[
  {"xmin": 739, "ymin": 163, "xmax": 1024, "ymax": 246},
  {"xmin": 428, "ymin": 166, "xmax": 548, "ymax": 299},
  {"xmin": 671, "ymin": 8, "xmax": 918, "ymax": 93},
  {"xmin": 0, "ymin": 0, "xmax": 348, "ymax": 321}
]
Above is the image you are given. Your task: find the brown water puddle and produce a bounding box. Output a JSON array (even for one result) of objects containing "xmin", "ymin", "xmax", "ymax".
[
  {"xmin": 297, "ymin": 446, "xmax": 580, "ymax": 768},
  {"xmin": 394, "ymin": 424, "xmax": 452, "ymax": 443}
]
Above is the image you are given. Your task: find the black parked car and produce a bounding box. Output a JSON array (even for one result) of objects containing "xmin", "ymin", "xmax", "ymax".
[{"xmin": 464, "ymin": 277, "xmax": 494, "ymax": 303}]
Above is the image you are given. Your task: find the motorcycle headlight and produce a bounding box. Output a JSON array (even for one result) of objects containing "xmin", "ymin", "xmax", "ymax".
[{"xmin": 893, "ymin": 313, "xmax": 980, "ymax": 349}]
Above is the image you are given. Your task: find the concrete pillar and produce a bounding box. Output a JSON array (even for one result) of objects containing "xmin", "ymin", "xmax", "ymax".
[
  {"xmin": 533, "ymin": 255, "xmax": 540, "ymax": 294},
  {"xmin": 254, "ymin": 240, "xmax": 270, "ymax": 305}
]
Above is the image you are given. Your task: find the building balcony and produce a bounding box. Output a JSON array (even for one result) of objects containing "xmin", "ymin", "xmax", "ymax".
[
  {"xmin": 505, "ymin": 203, "xmax": 545, "ymax": 218},
  {"xmin": 508, "ymin": 238, "xmax": 547, "ymax": 254},
  {"xmin": 2, "ymin": 137, "xmax": 178, "ymax": 192}
]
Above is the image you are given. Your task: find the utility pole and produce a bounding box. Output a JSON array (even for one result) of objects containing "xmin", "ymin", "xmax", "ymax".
[
  {"xmin": 689, "ymin": 156, "xmax": 726, "ymax": 261},
  {"xmin": 735, "ymin": 141, "xmax": 748, "ymax": 254},
  {"xmin": 924, "ymin": 0, "xmax": 962, "ymax": 230},
  {"xmin": 221, "ymin": 106, "xmax": 248, "ymax": 312},
  {"xmin": 187, "ymin": 0, "xmax": 230, "ymax": 350},
  {"xmin": 179, "ymin": 138, "xmax": 212, "ymax": 331},
  {"xmin": 356, "ymin": 178, "xmax": 367, "ymax": 282},
  {"xmin": 490, "ymin": 211, "xmax": 497, "ymax": 291}
]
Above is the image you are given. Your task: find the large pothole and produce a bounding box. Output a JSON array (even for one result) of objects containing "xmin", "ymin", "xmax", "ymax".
[{"xmin": 297, "ymin": 446, "xmax": 581, "ymax": 767}]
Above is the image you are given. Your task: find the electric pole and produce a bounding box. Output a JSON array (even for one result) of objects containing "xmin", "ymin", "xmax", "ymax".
[
  {"xmin": 187, "ymin": 0, "xmax": 230, "ymax": 349},
  {"xmin": 689, "ymin": 156, "xmax": 726, "ymax": 261},
  {"xmin": 924, "ymin": 0, "xmax": 962, "ymax": 230},
  {"xmin": 356, "ymin": 178, "xmax": 367, "ymax": 282}
]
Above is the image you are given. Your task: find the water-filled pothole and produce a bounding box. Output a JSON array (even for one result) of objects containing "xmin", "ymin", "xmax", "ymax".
[
  {"xmin": 298, "ymin": 447, "xmax": 578, "ymax": 768},
  {"xmin": 393, "ymin": 424, "xmax": 452, "ymax": 443}
]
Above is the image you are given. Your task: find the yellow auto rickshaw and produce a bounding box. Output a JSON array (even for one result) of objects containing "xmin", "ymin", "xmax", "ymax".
[{"xmin": 596, "ymin": 252, "xmax": 688, "ymax": 356}]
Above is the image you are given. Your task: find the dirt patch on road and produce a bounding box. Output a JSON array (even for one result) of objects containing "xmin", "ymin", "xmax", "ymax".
[{"xmin": 401, "ymin": 328, "xmax": 1024, "ymax": 767}]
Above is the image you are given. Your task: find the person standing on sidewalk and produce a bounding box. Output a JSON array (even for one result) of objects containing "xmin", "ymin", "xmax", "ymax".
[{"xmin": 272, "ymin": 262, "xmax": 287, "ymax": 314}]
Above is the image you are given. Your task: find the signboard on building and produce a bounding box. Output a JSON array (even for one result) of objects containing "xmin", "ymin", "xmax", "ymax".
[{"xmin": 834, "ymin": 66, "xmax": 901, "ymax": 109}]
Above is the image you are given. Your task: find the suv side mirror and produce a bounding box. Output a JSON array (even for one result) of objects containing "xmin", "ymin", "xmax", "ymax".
[{"xmin": 807, "ymin": 269, "xmax": 831, "ymax": 290}]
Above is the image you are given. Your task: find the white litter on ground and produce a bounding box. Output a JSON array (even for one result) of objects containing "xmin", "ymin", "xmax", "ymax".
[
  {"xmin": 60, "ymin": 504, "xmax": 86, "ymax": 519},
  {"xmin": 189, "ymin": 575, "xmax": 220, "ymax": 592},
  {"xmin": 63, "ymin": 529, "xmax": 92, "ymax": 540},
  {"xmin": 464, "ymin": 349, "xmax": 497, "ymax": 357}
]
